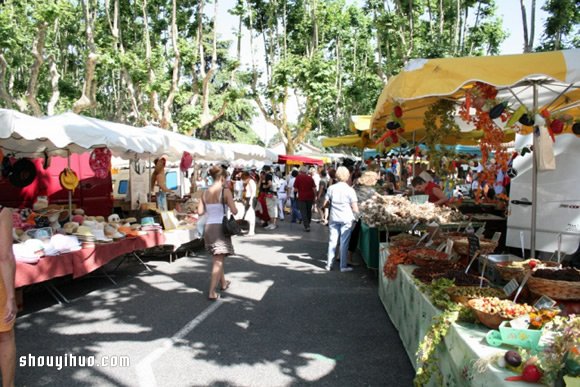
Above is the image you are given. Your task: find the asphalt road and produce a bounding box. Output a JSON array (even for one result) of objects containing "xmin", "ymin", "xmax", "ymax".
[{"xmin": 15, "ymin": 219, "xmax": 414, "ymax": 386}]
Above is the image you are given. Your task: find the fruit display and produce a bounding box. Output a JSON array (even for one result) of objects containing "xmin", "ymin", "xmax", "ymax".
[
  {"xmin": 412, "ymin": 261, "xmax": 463, "ymax": 283},
  {"xmin": 383, "ymin": 247, "xmax": 413, "ymax": 279},
  {"xmin": 469, "ymin": 297, "xmax": 535, "ymax": 329},
  {"xmin": 359, "ymin": 193, "xmax": 466, "ymax": 229},
  {"xmin": 529, "ymin": 309, "xmax": 559, "ymax": 329},
  {"xmin": 446, "ymin": 286, "xmax": 506, "ymax": 305},
  {"xmin": 533, "ymin": 267, "xmax": 580, "ymax": 282},
  {"xmin": 390, "ymin": 233, "xmax": 420, "ymax": 248},
  {"xmin": 409, "ymin": 248, "xmax": 449, "ymax": 266}
]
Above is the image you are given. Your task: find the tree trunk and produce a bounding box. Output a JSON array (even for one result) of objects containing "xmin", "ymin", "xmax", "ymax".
[
  {"xmin": 160, "ymin": 0, "xmax": 180, "ymax": 130},
  {"xmin": 26, "ymin": 22, "xmax": 48, "ymax": 117},
  {"xmin": 47, "ymin": 55, "xmax": 60, "ymax": 116},
  {"xmin": 142, "ymin": 0, "xmax": 162, "ymax": 122},
  {"xmin": 105, "ymin": 0, "xmax": 140, "ymax": 121},
  {"xmin": 0, "ymin": 54, "xmax": 18, "ymax": 110},
  {"xmin": 529, "ymin": 0, "xmax": 536, "ymax": 51},
  {"xmin": 72, "ymin": 0, "xmax": 99, "ymax": 114},
  {"xmin": 520, "ymin": 0, "xmax": 531, "ymax": 52}
]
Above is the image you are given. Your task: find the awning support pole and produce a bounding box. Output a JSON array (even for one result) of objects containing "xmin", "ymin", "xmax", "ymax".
[{"xmin": 530, "ymin": 82, "xmax": 539, "ymax": 258}]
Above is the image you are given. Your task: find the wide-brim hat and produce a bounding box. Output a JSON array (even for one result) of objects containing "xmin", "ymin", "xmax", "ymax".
[
  {"xmin": 59, "ymin": 168, "xmax": 79, "ymax": 191},
  {"xmin": 9, "ymin": 158, "xmax": 37, "ymax": 188},
  {"xmin": 358, "ymin": 171, "xmax": 378, "ymax": 186}
]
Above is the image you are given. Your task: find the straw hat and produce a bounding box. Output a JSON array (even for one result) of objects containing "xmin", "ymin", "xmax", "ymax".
[{"xmin": 358, "ymin": 171, "xmax": 378, "ymax": 186}]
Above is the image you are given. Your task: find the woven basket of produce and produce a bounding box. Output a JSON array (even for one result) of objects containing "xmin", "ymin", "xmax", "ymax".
[
  {"xmin": 390, "ymin": 234, "xmax": 420, "ymax": 248},
  {"xmin": 447, "ymin": 286, "xmax": 506, "ymax": 306},
  {"xmin": 496, "ymin": 260, "xmax": 560, "ymax": 282},
  {"xmin": 468, "ymin": 297, "xmax": 535, "ymax": 330},
  {"xmin": 453, "ymin": 237, "xmax": 497, "ymax": 256},
  {"xmin": 408, "ymin": 248, "xmax": 448, "ymax": 266},
  {"xmin": 527, "ymin": 268, "xmax": 580, "ymax": 300}
]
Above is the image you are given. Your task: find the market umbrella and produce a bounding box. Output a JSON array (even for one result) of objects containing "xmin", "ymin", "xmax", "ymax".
[{"xmin": 371, "ymin": 49, "xmax": 580, "ymax": 256}]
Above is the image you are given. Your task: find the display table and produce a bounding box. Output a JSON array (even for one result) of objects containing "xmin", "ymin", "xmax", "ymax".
[
  {"xmin": 378, "ymin": 248, "xmax": 534, "ymax": 386},
  {"xmin": 15, "ymin": 231, "xmax": 166, "ymax": 287}
]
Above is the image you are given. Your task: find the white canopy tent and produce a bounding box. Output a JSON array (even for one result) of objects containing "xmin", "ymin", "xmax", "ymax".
[
  {"xmin": 220, "ymin": 143, "xmax": 278, "ymax": 162},
  {"xmin": 42, "ymin": 112, "xmax": 164, "ymax": 159}
]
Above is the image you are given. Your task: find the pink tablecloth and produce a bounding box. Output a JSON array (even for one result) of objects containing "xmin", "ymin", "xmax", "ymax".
[{"xmin": 15, "ymin": 231, "xmax": 166, "ymax": 287}]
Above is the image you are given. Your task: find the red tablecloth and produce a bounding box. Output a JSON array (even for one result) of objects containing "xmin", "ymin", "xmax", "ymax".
[
  {"xmin": 72, "ymin": 230, "xmax": 165, "ymax": 278},
  {"xmin": 15, "ymin": 231, "xmax": 166, "ymax": 287},
  {"xmin": 16, "ymin": 254, "xmax": 74, "ymax": 288}
]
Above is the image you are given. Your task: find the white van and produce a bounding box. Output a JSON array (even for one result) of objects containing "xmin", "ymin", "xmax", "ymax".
[{"xmin": 506, "ymin": 133, "xmax": 580, "ymax": 256}]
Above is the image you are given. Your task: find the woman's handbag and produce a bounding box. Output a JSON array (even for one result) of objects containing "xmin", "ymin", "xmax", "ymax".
[{"xmin": 222, "ymin": 189, "xmax": 242, "ymax": 236}]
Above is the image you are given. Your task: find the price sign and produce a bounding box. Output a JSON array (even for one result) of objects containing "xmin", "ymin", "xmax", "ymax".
[
  {"xmin": 492, "ymin": 232, "xmax": 502, "ymax": 243},
  {"xmin": 416, "ymin": 232, "xmax": 430, "ymax": 246},
  {"xmin": 503, "ymin": 279, "xmax": 519, "ymax": 296},
  {"xmin": 475, "ymin": 227, "xmax": 485, "ymax": 237},
  {"xmin": 465, "ymin": 251, "xmax": 480, "ymax": 274},
  {"xmin": 468, "ymin": 234, "xmax": 480, "ymax": 259},
  {"xmin": 445, "ymin": 238, "xmax": 454, "ymax": 256},
  {"xmin": 513, "ymin": 271, "xmax": 533, "ymax": 303},
  {"xmin": 436, "ymin": 242, "xmax": 446, "ymax": 252},
  {"xmin": 410, "ymin": 221, "xmax": 420, "ymax": 232},
  {"xmin": 425, "ymin": 239, "xmax": 434, "ymax": 247},
  {"xmin": 479, "ymin": 257, "xmax": 487, "ymax": 288},
  {"xmin": 534, "ymin": 295, "xmax": 557, "ymax": 310}
]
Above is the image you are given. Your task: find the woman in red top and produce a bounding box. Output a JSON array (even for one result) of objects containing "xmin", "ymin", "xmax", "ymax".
[{"xmin": 411, "ymin": 176, "xmax": 448, "ymax": 206}]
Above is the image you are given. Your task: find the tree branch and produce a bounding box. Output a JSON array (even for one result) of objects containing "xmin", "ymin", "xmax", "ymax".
[
  {"xmin": 142, "ymin": 0, "xmax": 161, "ymax": 122},
  {"xmin": 47, "ymin": 55, "xmax": 60, "ymax": 116},
  {"xmin": 72, "ymin": 0, "xmax": 99, "ymax": 114},
  {"xmin": 160, "ymin": 0, "xmax": 180, "ymax": 129},
  {"xmin": 26, "ymin": 22, "xmax": 48, "ymax": 116}
]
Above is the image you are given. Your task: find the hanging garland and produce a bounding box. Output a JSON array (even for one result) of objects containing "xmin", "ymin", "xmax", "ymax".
[
  {"xmin": 414, "ymin": 278, "xmax": 473, "ymax": 386},
  {"xmin": 423, "ymin": 100, "xmax": 460, "ymax": 178},
  {"xmin": 460, "ymin": 82, "xmax": 510, "ymax": 201}
]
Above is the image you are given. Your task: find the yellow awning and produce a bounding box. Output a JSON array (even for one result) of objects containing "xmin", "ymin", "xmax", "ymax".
[
  {"xmin": 349, "ymin": 115, "xmax": 372, "ymax": 132},
  {"xmin": 371, "ymin": 49, "xmax": 580, "ymax": 140},
  {"xmin": 321, "ymin": 134, "xmax": 371, "ymax": 149}
]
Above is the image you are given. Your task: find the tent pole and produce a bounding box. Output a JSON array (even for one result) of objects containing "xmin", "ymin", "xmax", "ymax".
[
  {"xmin": 67, "ymin": 150, "xmax": 72, "ymax": 221},
  {"xmin": 412, "ymin": 130, "xmax": 416, "ymax": 195},
  {"xmin": 530, "ymin": 82, "xmax": 539, "ymax": 258}
]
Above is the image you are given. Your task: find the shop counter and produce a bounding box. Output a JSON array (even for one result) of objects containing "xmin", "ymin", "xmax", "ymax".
[
  {"xmin": 16, "ymin": 231, "xmax": 166, "ymax": 287},
  {"xmin": 378, "ymin": 248, "xmax": 533, "ymax": 386}
]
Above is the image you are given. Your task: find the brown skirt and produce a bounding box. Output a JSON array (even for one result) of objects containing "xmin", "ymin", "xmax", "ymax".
[{"xmin": 204, "ymin": 223, "xmax": 235, "ymax": 256}]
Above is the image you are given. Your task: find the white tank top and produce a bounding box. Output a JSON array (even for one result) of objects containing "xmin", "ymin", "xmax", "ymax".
[{"xmin": 204, "ymin": 191, "xmax": 225, "ymax": 224}]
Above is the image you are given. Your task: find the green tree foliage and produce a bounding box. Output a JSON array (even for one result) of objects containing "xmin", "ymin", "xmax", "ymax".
[
  {"xmin": 538, "ymin": 0, "xmax": 580, "ymax": 50},
  {"xmin": 0, "ymin": 0, "xmax": 260, "ymax": 144}
]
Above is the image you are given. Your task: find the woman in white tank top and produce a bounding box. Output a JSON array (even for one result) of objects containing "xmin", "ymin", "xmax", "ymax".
[{"xmin": 198, "ymin": 166, "xmax": 238, "ymax": 300}]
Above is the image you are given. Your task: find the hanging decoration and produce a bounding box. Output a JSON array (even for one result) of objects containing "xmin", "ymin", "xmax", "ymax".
[{"xmin": 459, "ymin": 82, "xmax": 510, "ymax": 201}]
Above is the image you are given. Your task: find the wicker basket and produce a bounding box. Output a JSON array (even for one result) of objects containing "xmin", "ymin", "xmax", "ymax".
[
  {"xmin": 453, "ymin": 237, "xmax": 497, "ymax": 256},
  {"xmin": 467, "ymin": 299, "xmax": 509, "ymax": 329},
  {"xmin": 497, "ymin": 261, "xmax": 560, "ymax": 282},
  {"xmin": 447, "ymin": 287, "xmax": 506, "ymax": 306},
  {"xmin": 496, "ymin": 264, "xmax": 527, "ymax": 282},
  {"xmin": 527, "ymin": 276, "xmax": 580, "ymax": 300}
]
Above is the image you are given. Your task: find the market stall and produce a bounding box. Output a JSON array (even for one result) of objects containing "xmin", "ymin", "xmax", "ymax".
[
  {"xmin": 370, "ymin": 49, "xmax": 580, "ymax": 257},
  {"xmin": 378, "ymin": 234, "xmax": 580, "ymax": 385}
]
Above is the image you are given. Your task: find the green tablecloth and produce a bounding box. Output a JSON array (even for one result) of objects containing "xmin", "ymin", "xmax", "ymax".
[{"xmin": 378, "ymin": 248, "xmax": 537, "ymax": 386}]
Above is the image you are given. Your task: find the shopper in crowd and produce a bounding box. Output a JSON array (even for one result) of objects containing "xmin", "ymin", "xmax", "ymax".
[
  {"xmin": 323, "ymin": 166, "xmax": 359, "ymax": 272},
  {"xmin": 294, "ymin": 166, "xmax": 317, "ymax": 232},
  {"xmin": 411, "ymin": 176, "xmax": 448, "ymax": 206},
  {"xmin": 347, "ymin": 171, "xmax": 378, "ymax": 266},
  {"xmin": 241, "ymin": 171, "xmax": 257, "ymax": 236},
  {"xmin": 256, "ymin": 171, "xmax": 270, "ymax": 226},
  {"xmin": 197, "ymin": 165, "xmax": 238, "ymax": 300},
  {"xmin": 151, "ymin": 157, "xmax": 172, "ymax": 211},
  {"xmin": 317, "ymin": 170, "xmax": 330, "ymax": 225},
  {"xmin": 0, "ymin": 205, "xmax": 16, "ymax": 386},
  {"xmin": 276, "ymin": 172, "xmax": 288, "ymax": 221},
  {"xmin": 287, "ymin": 169, "xmax": 302, "ymax": 224},
  {"xmin": 261, "ymin": 166, "xmax": 278, "ymax": 230}
]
